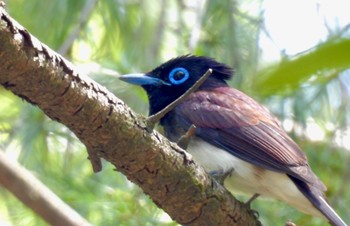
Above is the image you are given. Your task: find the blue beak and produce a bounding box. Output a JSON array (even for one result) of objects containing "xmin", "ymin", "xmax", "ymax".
[{"xmin": 119, "ymin": 73, "xmax": 170, "ymax": 86}]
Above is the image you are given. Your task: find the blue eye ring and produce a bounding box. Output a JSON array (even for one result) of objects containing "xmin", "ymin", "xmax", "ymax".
[{"xmin": 168, "ymin": 67, "xmax": 189, "ymax": 85}]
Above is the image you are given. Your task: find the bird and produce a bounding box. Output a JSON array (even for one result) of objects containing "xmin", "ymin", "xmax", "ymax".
[{"xmin": 119, "ymin": 55, "xmax": 347, "ymax": 226}]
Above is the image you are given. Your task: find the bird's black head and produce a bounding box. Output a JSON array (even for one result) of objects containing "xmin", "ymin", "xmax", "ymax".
[{"xmin": 120, "ymin": 55, "xmax": 234, "ymax": 115}]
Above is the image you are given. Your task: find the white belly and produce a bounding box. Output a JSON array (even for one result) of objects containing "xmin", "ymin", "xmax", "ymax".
[{"xmin": 187, "ymin": 138, "xmax": 323, "ymax": 217}]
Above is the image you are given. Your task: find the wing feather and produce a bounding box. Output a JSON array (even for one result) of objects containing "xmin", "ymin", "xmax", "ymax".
[{"xmin": 175, "ymin": 87, "xmax": 325, "ymax": 190}]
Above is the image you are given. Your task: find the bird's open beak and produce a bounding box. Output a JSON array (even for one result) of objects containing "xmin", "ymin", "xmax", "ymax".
[{"xmin": 119, "ymin": 73, "xmax": 170, "ymax": 86}]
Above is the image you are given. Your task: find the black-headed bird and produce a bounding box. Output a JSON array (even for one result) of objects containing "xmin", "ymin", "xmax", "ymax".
[{"xmin": 119, "ymin": 55, "xmax": 347, "ymax": 226}]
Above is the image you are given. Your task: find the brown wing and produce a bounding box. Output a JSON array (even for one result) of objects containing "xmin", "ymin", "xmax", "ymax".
[{"xmin": 175, "ymin": 86, "xmax": 325, "ymax": 190}]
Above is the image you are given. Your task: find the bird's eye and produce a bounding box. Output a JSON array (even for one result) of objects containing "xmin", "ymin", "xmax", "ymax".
[{"xmin": 168, "ymin": 67, "xmax": 189, "ymax": 85}]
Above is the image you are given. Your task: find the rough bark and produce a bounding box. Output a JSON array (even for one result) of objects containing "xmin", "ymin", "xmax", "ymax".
[{"xmin": 0, "ymin": 6, "xmax": 261, "ymax": 226}]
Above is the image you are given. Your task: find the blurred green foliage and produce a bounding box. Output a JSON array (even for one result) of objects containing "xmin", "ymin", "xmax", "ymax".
[{"xmin": 1, "ymin": 0, "xmax": 349, "ymax": 225}]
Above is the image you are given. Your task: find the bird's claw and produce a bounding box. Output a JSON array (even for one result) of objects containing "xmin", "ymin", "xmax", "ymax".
[
  {"xmin": 209, "ymin": 168, "xmax": 234, "ymax": 186},
  {"xmin": 245, "ymin": 193, "xmax": 260, "ymax": 207},
  {"xmin": 244, "ymin": 193, "xmax": 260, "ymax": 219}
]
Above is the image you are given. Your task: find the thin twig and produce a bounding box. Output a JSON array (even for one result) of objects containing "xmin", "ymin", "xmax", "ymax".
[
  {"xmin": 177, "ymin": 124, "xmax": 197, "ymax": 150},
  {"xmin": 58, "ymin": 0, "xmax": 98, "ymax": 56},
  {"xmin": 146, "ymin": 68, "xmax": 213, "ymax": 132},
  {"xmin": 87, "ymin": 146, "xmax": 102, "ymax": 173}
]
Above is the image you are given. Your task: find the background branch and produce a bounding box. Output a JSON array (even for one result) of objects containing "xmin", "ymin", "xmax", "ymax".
[
  {"xmin": 57, "ymin": 0, "xmax": 98, "ymax": 56},
  {"xmin": 0, "ymin": 150, "xmax": 91, "ymax": 226}
]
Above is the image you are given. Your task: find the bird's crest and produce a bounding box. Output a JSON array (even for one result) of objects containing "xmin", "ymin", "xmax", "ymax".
[{"xmin": 152, "ymin": 55, "xmax": 234, "ymax": 81}]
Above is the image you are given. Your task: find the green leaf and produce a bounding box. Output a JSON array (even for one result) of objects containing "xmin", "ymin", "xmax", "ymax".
[{"xmin": 254, "ymin": 38, "xmax": 350, "ymax": 96}]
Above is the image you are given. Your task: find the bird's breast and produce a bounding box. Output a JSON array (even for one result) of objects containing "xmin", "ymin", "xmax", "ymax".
[
  {"xmin": 187, "ymin": 137, "xmax": 267, "ymax": 194},
  {"xmin": 187, "ymin": 137, "xmax": 321, "ymax": 217}
]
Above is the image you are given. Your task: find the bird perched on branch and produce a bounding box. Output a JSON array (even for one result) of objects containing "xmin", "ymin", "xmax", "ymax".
[{"xmin": 119, "ymin": 55, "xmax": 347, "ymax": 226}]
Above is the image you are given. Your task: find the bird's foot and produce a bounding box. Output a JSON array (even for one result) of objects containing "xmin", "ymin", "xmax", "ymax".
[
  {"xmin": 177, "ymin": 124, "xmax": 197, "ymax": 150},
  {"xmin": 245, "ymin": 193, "xmax": 260, "ymax": 207},
  {"xmin": 210, "ymin": 170, "xmax": 260, "ymax": 220},
  {"xmin": 209, "ymin": 168, "xmax": 234, "ymax": 186},
  {"xmin": 244, "ymin": 193, "xmax": 260, "ymax": 219},
  {"xmin": 248, "ymin": 208, "xmax": 260, "ymax": 220}
]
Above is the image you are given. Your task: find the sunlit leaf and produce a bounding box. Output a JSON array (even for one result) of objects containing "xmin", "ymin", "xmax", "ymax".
[{"xmin": 254, "ymin": 38, "xmax": 350, "ymax": 95}]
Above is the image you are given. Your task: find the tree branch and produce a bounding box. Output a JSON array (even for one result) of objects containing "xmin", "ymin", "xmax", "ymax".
[
  {"xmin": 0, "ymin": 150, "xmax": 91, "ymax": 226},
  {"xmin": 0, "ymin": 6, "xmax": 261, "ymax": 226}
]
